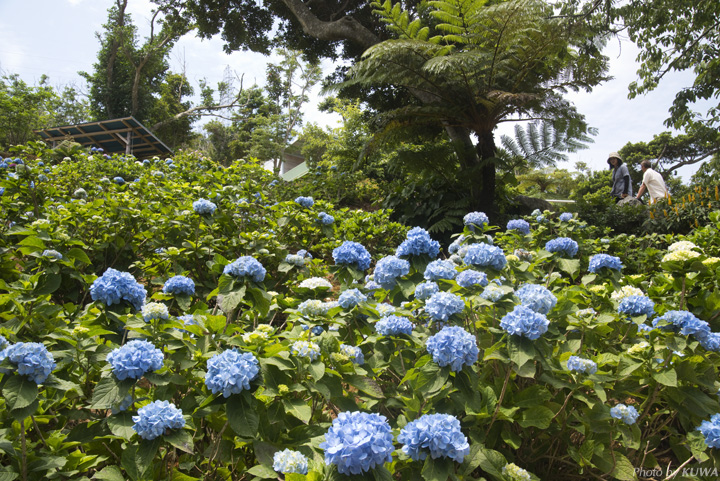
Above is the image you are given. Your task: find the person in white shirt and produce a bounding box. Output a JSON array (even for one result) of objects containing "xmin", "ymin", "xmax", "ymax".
[{"xmin": 636, "ymin": 159, "xmax": 668, "ymax": 203}]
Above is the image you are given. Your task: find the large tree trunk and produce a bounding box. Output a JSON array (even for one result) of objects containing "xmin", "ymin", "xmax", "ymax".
[{"xmin": 474, "ymin": 130, "xmax": 498, "ymax": 219}]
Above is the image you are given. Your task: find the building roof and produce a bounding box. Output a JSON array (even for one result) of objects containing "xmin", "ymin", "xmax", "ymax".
[{"xmin": 34, "ymin": 117, "xmax": 172, "ymax": 158}]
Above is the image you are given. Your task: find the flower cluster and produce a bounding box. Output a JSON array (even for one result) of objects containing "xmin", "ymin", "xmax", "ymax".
[
  {"xmin": 113, "ymin": 176, "xmax": 125, "ymax": 185},
  {"xmin": 241, "ymin": 324, "xmax": 274, "ymax": 344},
  {"xmin": 545, "ymin": 237, "xmax": 578, "ymax": 257},
  {"xmin": 566, "ymin": 356, "xmax": 598, "ymax": 374},
  {"xmin": 142, "ymin": 302, "xmax": 169, "ymax": 322},
  {"xmin": 618, "ymin": 295, "xmax": 655, "ymax": 318},
  {"xmin": 298, "ymin": 277, "xmax": 333, "ymax": 289},
  {"xmin": 333, "ymin": 241, "xmax": 372, "ymax": 271},
  {"xmin": 192, "ymin": 198, "xmax": 217, "ymax": 215},
  {"xmin": 425, "ymin": 291, "xmax": 465, "ymax": 322},
  {"xmin": 426, "ymin": 326, "xmax": 478, "ymax": 371},
  {"xmin": 73, "ymin": 188, "xmax": 87, "ymax": 199},
  {"xmin": 507, "ymin": 219, "xmax": 530, "ymax": 234},
  {"xmin": 295, "ymin": 196, "xmax": 314, "ymax": 208},
  {"xmin": 398, "ymin": 413, "xmax": 469, "ymax": 462},
  {"xmin": 340, "ymin": 344, "xmax": 365, "ymax": 365},
  {"xmin": 338, "ymin": 288, "xmax": 367, "ymax": 308},
  {"xmin": 463, "ymin": 243, "xmax": 507, "ymax": 270},
  {"xmin": 223, "ymin": 256, "xmax": 266, "ymax": 282},
  {"xmin": 375, "ymin": 315, "xmax": 414, "ymax": 336},
  {"xmin": 377, "ymin": 303, "xmax": 396, "ymax": 316},
  {"xmin": 588, "ymin": 254, "xmax": 623, "ymax": 273},
  {"xmin": 481, "ymin": 284, "xmax": 505, "ymax": 302},
  {"xmin": 132, "ymin": 400, "xmax": 185, "ymax": 440},
  {"xmin": 396, "ymin": 227, "xmax": 440, "ymax": 258},
  {"xmin": 107, "ymin": 340, "xmax": 164, "ymax": 380},
  {"xmin": 502, "ymin": 463, "xmax": 532, "ymax": 481},
  {"xmin": 610, "ymin": 404, "xmax": 639, "ymax": 424},
  {"xmin": 448, "ymin": 235, "xmax": 465, "ymax": 254},
  {"xmin": 456, "ymin": 269, "xmax": 488, "ymax": 288},
  {"xmin": 610, "ymin": 285, "xmax": 644, "ymax": 301},
  {"xmin": 463, "ymin": 211, "xmax": 488, "ymax": 230},
  {"xmin": 42, "ymin": 249, "xmax": 63, "ymax": 259},
  {"xmin": 318, "ymin": 212, "xmax": 334, "ymax": 224},
  {"xmin": 559, "ymin": 212, "xmax": 573, "ymax": 222},
  {"xmin": 90, "ymin": 268, "xmax": 147, "ymax": 311},
  {"xmin": 285, "ymin": 249, "xmax": 312, "ymax": 266},
  {"xmin": 5, "ymin": 342, "xmax": 56, "ymax": 383},
  {"xmin": 697, "ymin": 414, "xmax": 720, "ymax": 449},
  {"xmin": 291, "ymin": 341, "xmax": 321, "ymax": 361},
  {"xmin": 373, "ymin": 255, "xmax": 410, "ymax": 289},
  {"xmin": 205, "ymin": 349, "xmax": 260, "ymax": 397},
  {"xmin": 668, "ymin": 240, "xmax": 698, "ymax": 252},
  {"xmin": 162, "ymin": 275, "xmax": 195, "ymax": 296},
  {"xmin": 320, "ymin": 411, "xmax": 394, "ymax": 475},
  {"xmin": 500, "ymin": 305, "xmax": 549, "ymax": 340},
  {"xmin": 273, "ymin": 449, "xmax": 309, "ymax": 475},
  {"xmin": 298, "ymin": 299, "xmax": 334, "ymax": 317},
  {"xmin": 662, "ymin": 249, "xmax": 701, "ymax": 263},
  {"xmin": 414, "ymin": 281, "xmax": 439, "ymax": 300},
  {"xmin": 516, "ymin": 284, "xmax": 557, "ymax": 315},
  {"xmin": 424, "ymin": 259, "xmax": 457, "ymax": 281}
]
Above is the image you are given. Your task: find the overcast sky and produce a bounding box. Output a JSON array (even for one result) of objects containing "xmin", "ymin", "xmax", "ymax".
[{"xmin": 0, "ymin": 0, "xmax": 709, "ymax": 179}]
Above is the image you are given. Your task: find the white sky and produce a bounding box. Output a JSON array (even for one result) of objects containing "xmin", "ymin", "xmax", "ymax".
[{"xmin": 0, "ymin": 0, "xmax": 710, "ymax": 179}]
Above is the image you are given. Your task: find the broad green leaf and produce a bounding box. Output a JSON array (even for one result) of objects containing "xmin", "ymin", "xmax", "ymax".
[
  {"xmin": 283, "ymin": 398, "xmax": 312, "ymax": 423},
  {"xmin": 245, "ymin": 464, "xmax": 277, "ymax": 479},
  {"xmin": 558, "ymin": 259, "xmax": 581, "ymax": 277},
  {"xmin": 66, "ymin": 247, "xmax": 91, "ymax": 265},
  {"xmin": 422, "ymin": 456, "xmax": 453, "ymax": 481},
  {"xmin": 518, "ymin": 406, "xmax": 555, "ymax": 429},
  {"xmin": 34, "ymin": 272, "xmax": 61, "ymax": 295},
  {"xmin": 652, "ymin": 369, "xmax": 677, "ymax": 387},
  {"xmin": 165, "ymin": 429, "xmax": 194, "ymax": 453},
  {"xmin": 461, "ymin": 444, "xmax": 506, "ymax": 477},
  {"xmin": 106, "ymin": 412, "xmax": 135, "ymax": 439},
  {"xmin": 2, "ymin": 375, "xmax": 38, "ymax": 411},
  {"xmin": 90, "ymin": 376, "xmax": 133, "ymax": 409},
  {"xmin": 227, "ymin": 392, "xmax": 259, "ymax": 437},
  {"xmin": 92, "ymin": 466, "xmax": 125, "ymax": 481},
  {"xmin": 508, "ymin": 336, "xmax": 535, "ymax": 367},
  {"xmin": 220, "ymin": 285, "xmax": 246, "ymax": 313},
  {"xmin": 308, "ymin": 361, "xmax": 325, "ymax": 381},
  {"xmin": 122, "ymin": 438, "xmax": 161, "ymax": 481},
  {"xmin": 346, "ymin": 374, "xmax": 384, "ymax": 398}
]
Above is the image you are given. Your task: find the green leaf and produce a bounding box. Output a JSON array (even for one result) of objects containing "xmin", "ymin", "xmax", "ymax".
[
  {"xmin": 226, "ymin": 392, "xmax": 259, "ymax": 438},
  {"xmin": 652, "ymin": 369, "xmax": 677, "ymax": 387},
  {"xmin": 9, "ymin": 400, "xmax": 39, "ymax": 422},
  {"xmin": 422, "ymin": 456, "xmax": 453, "ymax": 481},
  {"xmin": 518, "ymin": 406, "xmax": 555, "ymax": 429},
  {"xmin": 90, "ymin": 376, "xmax": 133, "ymax": 409},
  {"xmin": 106, "ymin": 412, "xmax": 135, "ymax": 439},
  {"xmin": 121, "ymin": 438, "xmax": 161, "ymax": 481},
  {"xmin": 283, "ymin": 398, "xmax": 312, "ymax": 423},
  {"xmin": 220, "ymin": 285, "xmax": 246, "ymax": 313},
  {"xmin": 92, "ymin": 466, "xmax": 125, "ymax": 481},
  {"xmin": 245, "ymin": 464, "xmax": 277, "ymax": 479},
  {"xmin": 372, "ymin": 466, "xmax": 393, "ymax": 481},
  {"xmin": 346, "ymin": 374, "xmax": 384, "ymax": 398},
  {"xmin": 165, "ymin": 429, "xmax": 194, "ymax": 453},
  {"xmin": 2, "ymin": 375, "xmax": 38, "ymax": 411},
  {"xmin": 610, "ymin": 453, "xmax": 636, "ymax": 481},
  {"xmin": 0, "ymin": 473, "xmax": 19, "ymax": 481},
  {"xmin": 66, "ymin": 247, "xmax": 91, "ymax": 265},
  {"xmin": 558, "ymin": 259, "xmax": 580, "ymax": 277},
  {"xmin": 507, "ymin": 336, "xmax": 535, "ymax": 367},
  {"xmin": 461, "ymin": 444, "xmax": 507, "ymax": 477},
  {"xmin": 308, "ymin": 361, "xmax": 325, "ymax": 381},
  {"xmin": 34, "ymin": 272, "xmax": 61, "ymax": 295},
  {"xmin": 248, "ymin": 287, "xmax": 272, "ymax": 317}
]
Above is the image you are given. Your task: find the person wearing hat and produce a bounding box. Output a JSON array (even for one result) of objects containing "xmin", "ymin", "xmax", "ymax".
[
  {"xmin": 607, "ymin": 152, "xmax": 632, "ymax": 202},
  {"xmin": 636, "ymin": 159, "xmax": 668, "ymax": 203}
]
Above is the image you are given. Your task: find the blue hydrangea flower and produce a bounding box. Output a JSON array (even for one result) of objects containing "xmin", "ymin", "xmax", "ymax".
[
  {"xmin": 559, "ymin": 212, "xmax": 573, "ymax": 222},
  {"xmin": 0, "ymin": 335, "xmax": 7, "ymax": 350},
  {"xmin": 610, "ymin": 404, "xmax": 639, "ymax": 424},
  {"xmin": 566, "ymin": 356, "xmax": 598, "ymax": 374},
  {"xmin": 506, "ymin": 219, "xmax": 530, "ymax": 234},
  {"xmin": 291, "ymin": 341, "xmax": 321, "ymax": 361},
  {"xmin": 502, "ymin": 463, "xmax": 532, "ymax": 481},
  {"xmin": 113, "ymin": 176, "xmax": 125, "ymax": 185},
  {"xmin": 415, "ymin": 281, "xmax": 439, "ymax": 300},
  {"xmin": 90, "ymin": 268, "xmax": 147, "ymax": 311},
  {"xmin": 205, "ymin": 349, "xmax": 260, "ymax": 397},
  {"xmin": 42, "ymin": 249, "xmax": 63, "ymax": 259},
  {"xmin": 463, "ymin": 212, "xmax": 488, "ymax": 230},
  {"xmin": 141, "ymin": 302, "xmax": 169, "ymax": 322},
  {"xmin": 425, "ymin": 292, "xmax": 465, "ymax": 322},
  {"xmin": 456, "ymin": 270, "xmax": 488, "ymax": 288},
  {"xmin": 223, "ymin": 256, "xmax": 266, "ymax": 282},
  {"xmin": 179, "ymin": 314, "xmax": 198, "ymax": 328},
  {"xmin": 698, "ymin": 332, "xmax": 720, "ymax": 351},
  {"xmin": 132, "ymin": 400, "xmax": 185, "ymax": 440},
  {"xmin": 340, "ymin": 344, "xmax": 365, "ymax": 365},
  {"xmin": 618, "ymin": 295, "xmax": 655, "ymax": 318},
  {"xmin": 545, "ymin": 237, "xmax": 579, "ymax": 257},
  {"xmin": 295, "ymin": 196, "xmax": 314, "ymax": 207},
  {"xmin": 373, "ymin": 255, "xmax": 410, "ymax": 289},
  {"xmin": 285, "ymin": 250, "xmax": 311, "ymax": 266},
  {"xmin": 377, "ymin": 303, "xmax": 396, "ymax": 316},
  {"xmin": 107, "ymin": 340, "xmax": 164, "ymax": 380},
  {"xmin": 424, "ymin": 259, "xmax": 457, "ymax": 281},
  {"xmin": 320, "ymin": 411, "xmax": 394, "ymax": 475},
  {"xmin": 426, "ymin": 326, "xmax": 478, "ymax": 371},
  {"xmin": 318, "ymin": 212, "xmax": 335, "ymax": 224},
  {"xmin": 481, "ymin": 284, "xmax": 505, "ymax": 302},
  {"xmin": 500, "ymin": 305, "xmax": 549, "ymax": 340},
  {"xmin": 398, "ymin": 413, "xmax": 470, "ymax": 462},
  {"xmin": 396, "ymin": 227, "xmax": 440, "ymax": 258},
  {"xmin": 338, "ymin": 288, "xmax": 367, "ymax": 309},
  {"xmin": 5, "ymin": 342, "xmax": 56, "ymax": 383},
  {"xmin": 652, "ymin": 310, "xmax": 710, "ymax": 337},
  {"xmin": 273, "ymin": 449, "xmax": 309, "ymax": 475},
  {"xmin": 588, "ymin": 254, "xmax": 623, "ymax": 273},
  {"xmin": 298, "ymin": 299, "xmax": 333, "ymax": 317},
  {"xmin": 463, "ymin": 243, "xmax": 507, "ymax": 270},
  {"xmin": 375, "ymin": 315, "xmax": 414, "ymax": 336},
  {"xmin": 193, "ymin": 198, "xmax": 217, "ymax": 215},
  {"xmin": 698, "ymin": 414, "xmax": 720, "ymax": 448},
  {"xmin": 333, "ymin": 241, "xmax": 372, "ymax": 271},
  {"xmin": 516, "ymin": 284, "xmax": 557, "ymax": 315},
  {"xmin": 162, "ymin": 275, "xmax": 195, "ymax": 296},
  {"xmin": 448, "ymin": 235, "xmax": 465, "ymax": 254}
]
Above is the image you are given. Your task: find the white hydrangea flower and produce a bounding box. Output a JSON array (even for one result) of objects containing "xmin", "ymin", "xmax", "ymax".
[
  {"xmin": 611, "ymin": 285, "xmax": 644, "ymax": 302},
  {"xmin": 662, "ymin": 250, "xmax": 701, "ymax": 263},
  {"xmin": 627, "ymin": 341, "xmax": 650, "ymax": 354},
  {"xmin": 668, "ymin": 241, "xmax": 699, "ymax": 252},
  {"xmin": 298, "ymin": 277, "xmax": 333, "ymax": 289}
]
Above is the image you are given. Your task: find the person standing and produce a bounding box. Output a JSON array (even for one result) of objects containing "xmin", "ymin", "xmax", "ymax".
[
  {"xmin": 607, "ymin": 152, "xmax": 632, "ymax": 202},
  {"xmin": 636, "ymin": 159, "xmax": 668, "ymax": 203}
]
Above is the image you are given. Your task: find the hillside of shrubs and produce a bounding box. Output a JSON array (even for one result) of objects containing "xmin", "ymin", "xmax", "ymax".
[{"xmin": 2, "ymin": 146, "xmax": 720, "ymax": 481}]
